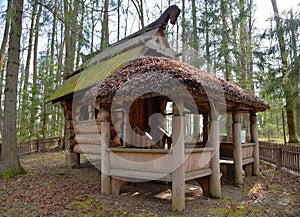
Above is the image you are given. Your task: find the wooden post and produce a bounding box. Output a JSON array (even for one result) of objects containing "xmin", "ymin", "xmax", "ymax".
[
  {"xmin": 209, "ymin": 104, "xmax": 221, "ymax": 198},
  {"xmin": 61, "ymin": 100, "xmax": 76, "ymax": 169},
  {"xmin": 250, "ymin": 112, "xmax": 259, "ymax": 175},
  {"xmin": 193, "ymin": 114, "xmax": 200, "ymax": 141},
  {"xmin": 101, "ymin": 103, "xmax": 111, "ymax": 194},
  {"xmin": 276, "ymin": 147, "xmax": 282, "ymax": 171},
  {"xmin": 172, "ymin": 100, "xmax": 185, "ymax": 212},
  {"xmin": 203, "ymin": 114, "xmax": 209, "ymax": 144},
  {"xmin": 226, "ymin": 115, "xmax": 232, "ymax": 142},
  {"xmin": 123, "ymin": 107, "xmax": 131, "ymax": 148},
  {"xmin": 232, "ymin": 106, "xmax": 244, "ymax": 186},
  {"xmin": 111, "ymin": 177, "xmax": 127, "ymax": 195}
]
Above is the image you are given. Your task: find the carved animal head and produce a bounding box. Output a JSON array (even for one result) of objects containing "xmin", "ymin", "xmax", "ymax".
[{"xmin": 168, "ymin": 5, "xmax": 181, "ymax": 25}]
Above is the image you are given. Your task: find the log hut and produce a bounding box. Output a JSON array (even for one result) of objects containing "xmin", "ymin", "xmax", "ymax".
[{"xmin": 48, "ymin": 5, "xmax": 269, "ymax": 212}]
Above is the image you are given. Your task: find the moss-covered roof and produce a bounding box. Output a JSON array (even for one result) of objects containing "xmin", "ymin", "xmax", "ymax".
[{"xmin": 47, "ymin": 46, "xmax": 144, "ymax": 102}]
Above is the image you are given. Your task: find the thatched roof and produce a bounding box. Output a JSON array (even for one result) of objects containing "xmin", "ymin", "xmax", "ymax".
[{"xmin": 84, "ymin": 56, "xmax": 269, "ymax": 113}]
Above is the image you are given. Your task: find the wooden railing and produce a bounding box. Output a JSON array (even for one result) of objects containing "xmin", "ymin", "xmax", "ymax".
[
  {"xmin": 0, "ymin": 137, "xmax": 61, "ymax": 160},
  {"xmin": 259, "ymin": 141, "xmax": 300, "ymax": 174}
]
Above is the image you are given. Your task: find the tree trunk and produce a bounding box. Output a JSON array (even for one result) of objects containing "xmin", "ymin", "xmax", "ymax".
[
  {"xmin": 20, "ymin": 2, "xmax": 37, "ymax": 140},
  {"xmin": 100, "ymin": 0, "xmax": 110, "ymax": 50},
  {"xmin": 181, "ymin": 0, "xmax": 186, "ymax": 61},
  {"xmin": 29, "ymin": 3, "xmax": 43, "ymax": 138},
  {"xmin": 247, "ymin": 0, "xmax": 254, "ymax": 92},
  {"xmin": 271, "ymin": 0, "xmax": 299, "ymax": 143},
  {"xmin": 191, "ymin": 0, "xmax": 198, "ymax": 52},
  {"xmin": 289, "ymin": 9, "xmax": 300, "ymax": 137},
  {"xmin": 238, "ymin": 0, "xmax": 247, "ymax": 89},
  {"xmin": 204, "ymin": 1, "xmax": 211, "ymax": 72},
  {"xmin": 220, "ymin": 0, "xmax": 231, "ymax": 81},
  {"xmin": 76, "ymin": 1, "xmax": 85, "ymax": 68},
  {"xmin": 117, "ymin": 0, "xmax": 121, "ymax": 41},
  {"xmin": 0, "ymin": 0, "xmax": 25, "ymax": 178},
  {"xmin": 63, "ymin": 0, "xmax": 78, "ymax": 77},
  {"xmin": 0, "ymin": 0, "xmax": 12, "ymax": 138},
  {"xmin": 131, "ymin": 0, "xmax": 144, "ymax": 29}
]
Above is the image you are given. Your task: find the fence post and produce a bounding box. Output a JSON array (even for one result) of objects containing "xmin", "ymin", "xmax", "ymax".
[{"xmin": 276, "ymin": 146, "xmax": 282, "ymax": 171}]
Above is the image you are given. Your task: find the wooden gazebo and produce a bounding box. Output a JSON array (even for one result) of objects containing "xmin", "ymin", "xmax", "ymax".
[{"xmin": 48, "ymin": 5, "xmax": 269, "ymax": 212}]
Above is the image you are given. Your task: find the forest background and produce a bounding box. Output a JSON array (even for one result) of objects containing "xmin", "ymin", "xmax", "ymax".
[{"xmin": 0, "ymin": 0, "xmax": 299, "ymax": 145}]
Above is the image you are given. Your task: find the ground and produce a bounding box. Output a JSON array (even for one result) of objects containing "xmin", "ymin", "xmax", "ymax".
[{"xmin": 0, "ymin": 150, "xmax": 299, "ymax": 217}]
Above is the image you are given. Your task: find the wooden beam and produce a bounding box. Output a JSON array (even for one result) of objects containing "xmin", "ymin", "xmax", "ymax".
[
  {"xmin": 123, "ymin": 109, "xmax": 131, "ymax": 147},
  {"xmin": 232, "ymin": 106, "xmax": 244, "ymax": 186},
  {"xmin": 172, "ymin": 100, "xmax": 185, "ymax": 212},
  {"xmin": 111, "ymin": 177, "xmax": 127, "ymax": 195},
  {"xmin": 250, "ymin": 111, "xmax": 259, "ymax": 175},
  {"xmin": 208, "ymin": 104, "xmax": 221, "ymax": 198},
  {"xmin": 101, "ymin": 103, "xmax": 111, "ymax": 194},
  {"xmin": 203, "ymin": 114, "xmax": 209, "ymax": 144}
]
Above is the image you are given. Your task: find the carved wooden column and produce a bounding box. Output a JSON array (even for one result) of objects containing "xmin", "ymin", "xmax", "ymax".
[
  {"xmin": 203, "ymin": 114, "xmax": 209, "ymax": 144},
  {"xmin": 209, "ymin": 105, "xmax": 221, "ymax": 198},
  {"xmin": 250, "ymin": 111, "xmax": 259, "ymax": 175},
  {"xmin": 232, "ymin": 106, "xmax": 244, "ymax": 186},
  {"xmin": 61, "ymin": 100, "xmax": 76, "ymax": 168},
  {"xmin": 101, "ymin": 103, "xmax": 111, "ymax": 194},
  {"xmin": 172, "ymin": 100, "xmax": 185, "ymax": 212}
]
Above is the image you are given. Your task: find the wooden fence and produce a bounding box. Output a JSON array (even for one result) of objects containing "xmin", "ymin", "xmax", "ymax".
[
  {"xmin": 0, "ymin": 137, "xmax": 61, "ymax": 160},
  {"xmin": 259, "ymin": 141, "xmax": 300, "ymax": 174}
]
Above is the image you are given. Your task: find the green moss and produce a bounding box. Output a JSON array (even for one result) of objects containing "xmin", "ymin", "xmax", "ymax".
[
  {"xmin": 72, "ymin": 198, "xmax": 93, "ymax": 210},
  {"xmin": 47, "ymin": 46, "xmax": 143, "ymax": 102},
  {"xmin": 208, "ymin": 207, "xmax": 231, "ymax": 216},
  {"xmin": 0, "ymin": 165, "xmax": 26, "ymax": 180}
]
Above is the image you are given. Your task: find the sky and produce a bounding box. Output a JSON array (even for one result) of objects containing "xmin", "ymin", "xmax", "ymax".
[{"xmin": 254, "ymin": 0, "xmax": 300, "ymax": 29}]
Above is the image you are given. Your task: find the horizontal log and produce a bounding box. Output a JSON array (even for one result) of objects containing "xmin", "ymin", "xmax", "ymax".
[
  {"xmin": 74, "ymin": 121, "xmax": 101, "ymax": 134},
  {"xmin": 73, "ymin": 144, "xmax": 101, "ymax": 155},
  {"xmin": 75, "ymin": 134, "xmax": 102, "ymax": 144}
]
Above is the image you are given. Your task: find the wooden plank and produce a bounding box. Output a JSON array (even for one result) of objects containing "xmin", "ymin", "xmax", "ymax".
[
  {"xmin": 184, "ymin": 151, "xmax": 212, "ymax": 172},
  {"xmin": 108, "ymin": 147, "xmax": 171, "ymax": 154},
  {"xmin": 110, "ymin": 169, "xmax": 172, "ymax": 181},
  {"xmin": 185, "ymin": 168, "xmax": 212, "ymax": 181},
  {"xmin": 242, "ymin": 146, "xmax": 254, "ymax": 159},
  {"xmin": 75, "ymin": 134, "xmax": 102, "ymax": 144},
  {"xmin": 73, "ymin": 144, "xmax": 101, "ymax": 155},
  {"xmin": 110, "ymin": 151, "xmax": 172, "ymax": 173},
  {"xmin": 184, "ymin": 147, "xmax": 215, "ymax": 153},
  {"xmin": 74, "ymin": 121, "xmax": 101, "ymax": 134},
  {"xmin": 242, "ymin": 157, "xmax": 254, "ymax": 165}
]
